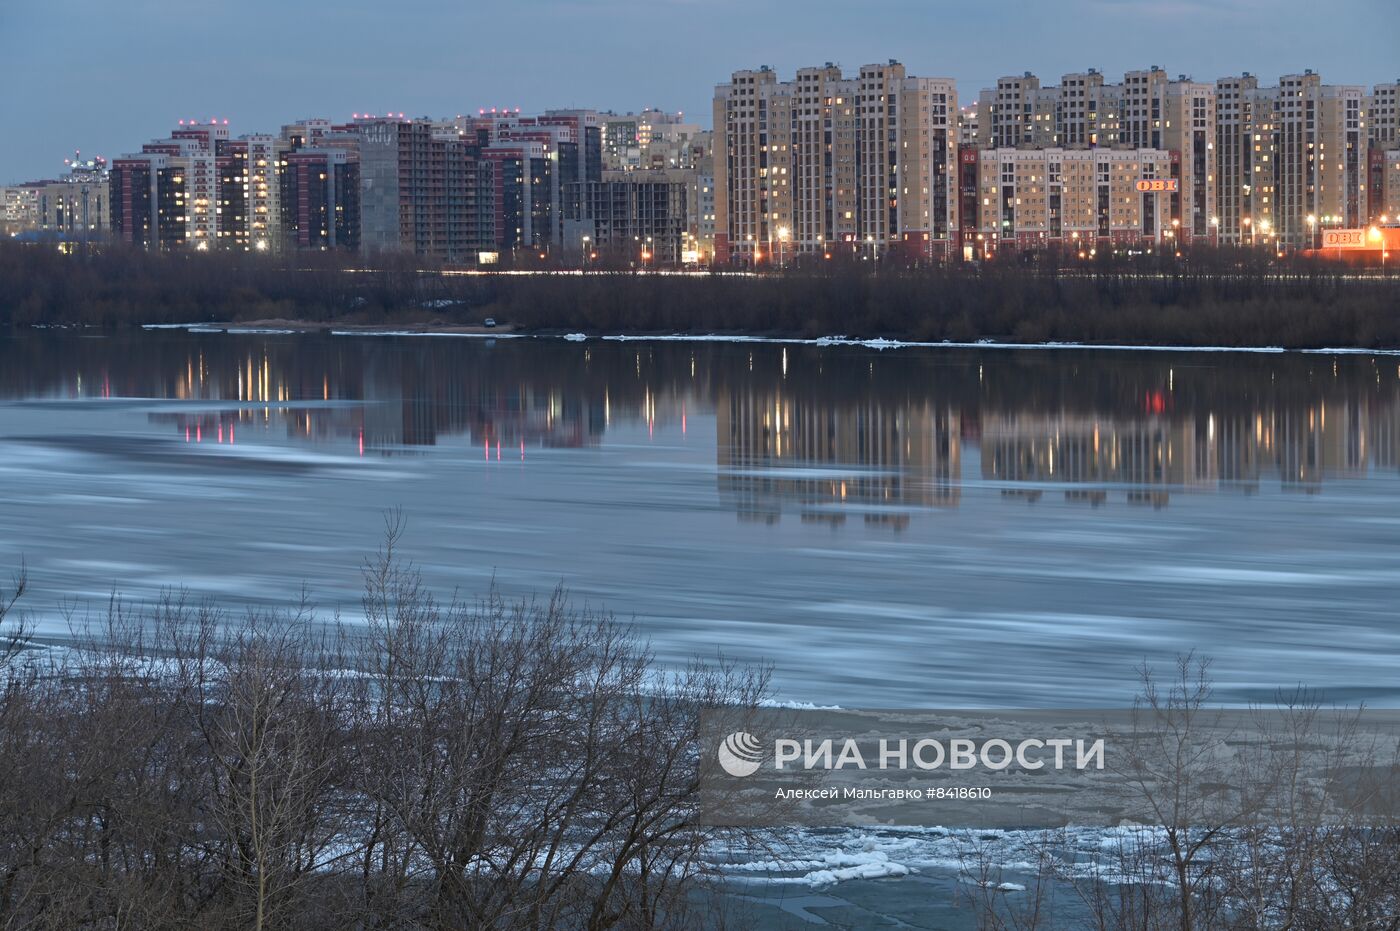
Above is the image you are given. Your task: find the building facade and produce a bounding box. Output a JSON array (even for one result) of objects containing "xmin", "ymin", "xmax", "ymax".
[
  {"xmin": 565, "ymin": 170, "xmax": 689, "ymax": 265},
  {"xmin": 714, "ymin": 61, "xmax": 958, "ymax": 265},
  {"xmin": 1213, "ymin": 72, "xmax": 1369, "ymax": 247},
  {"xmin": 357, "ymin": 117, "xmax": 485, "ymax": 263},
  {"xmin": 970, "ymin": 147, "xmax": 1177, "ymax": 253}
]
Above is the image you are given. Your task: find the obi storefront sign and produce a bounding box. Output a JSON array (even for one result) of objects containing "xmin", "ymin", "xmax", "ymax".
[
  {"xmin": 1321, "ymin": 228, "xmax": 1369, "ymax": 249},
  {"xmin": 1135, "ymin": 179, "xmax": 1179, "ymax": 193}
]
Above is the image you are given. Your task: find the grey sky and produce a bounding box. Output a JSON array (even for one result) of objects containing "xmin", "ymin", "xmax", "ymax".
[{"xmin": 2, "ymin": 0, "xmax": 1397, "ymax": 184}]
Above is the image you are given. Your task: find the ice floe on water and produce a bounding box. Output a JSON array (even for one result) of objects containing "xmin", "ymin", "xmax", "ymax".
[
  {"xmin": 586, "ymin": 332, "xmax": 1304, "ymax": 353},
  {"xmin": 758, "ymin": 698, "xmax": 843, "ymax": 710},
  {"xmin": 706, "ymin": 823, "xmax": 1182, "ymax": 892},
  {"xmin": 140, "ymin": 322, "xmax": 1400, "ymax": 356},
  {"xmin": 329, "ymin": 330, "xmax": 526, "ymax": 339}
]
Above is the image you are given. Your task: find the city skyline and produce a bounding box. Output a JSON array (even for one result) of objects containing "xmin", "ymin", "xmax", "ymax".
[{"xmin": 3, "ymin": 0, "xmax": 1398, "ymax": 185}]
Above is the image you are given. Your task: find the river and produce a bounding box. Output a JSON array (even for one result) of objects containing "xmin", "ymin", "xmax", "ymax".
[{"xmin": 2, "ymin": 329, "xmax": 1398, "ymax": 709}]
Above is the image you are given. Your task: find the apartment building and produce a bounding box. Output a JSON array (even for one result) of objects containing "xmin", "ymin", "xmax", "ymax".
[
  {"xmin": 1272, "ymin": 73, "xmax": 1365, "ymax": 246},
  {"xmin": 713, "ymin": 61, "xmax": 957, "ymax": 265},
  {"xmin": 564, "ymin": 169, "xmax": 689, "ymax": 264},
  {"xmin": 1213, "ymin": 72, "xmax": 1370, "ymax": 248},
  {"xmin": 30, "ymin": 162, "xmax": 109, "ymax": 240},
  {"xmin": 971, "ymin": 147, "xmax": 1176, "ymax": 252},
  {"xmin": 970, "ymin": 67, "xmax": 1214, "ymax": 242},
  {"xmin": 357, "ymin": 117, "xmax": 485, "ymax": 262},
  {"xmin": 108, "ymin": 120, "xmax": 320, "ymax": 252},
  {"xmin": 1215, "ymin": 73, "xmax": 1274, "ymax": 245},
  {"xmin": 1057, "ymin": 69, "xmax": 1115, "ymax": 148},
  {"xmin": 1370, "ymin": 80, "xmax": 1400, "ymax": 147},
  {"xmin": 1380, "ymin": 148, "xmax": 1400, "ymax": 220},
  {"xmin": 109, "ymin": 152, "xmax": 180, "ymax": 249},
  {"xmin": 1, "ymin": 186, "xmax": 40, "ymax": 236},
  {"xmin": 280, "ymin": 147, "xmax": 360, "ymax": 250},
  {"xmin": 980, "ymin": 73, "xmax": 1058, "ymax": 149}
]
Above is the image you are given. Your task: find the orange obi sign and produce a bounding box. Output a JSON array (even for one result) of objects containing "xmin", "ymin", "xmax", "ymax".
[
  {"xmin": 1321, "ymin": 229, "xmax": 1367, "ymax": 249},
  {"xmin": 1135, "ymin": 179, "xmax": 1179, "ymax": 193}
]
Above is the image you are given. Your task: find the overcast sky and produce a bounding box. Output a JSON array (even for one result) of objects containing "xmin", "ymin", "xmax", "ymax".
[{"xmin": 2, "ymin": 0, "xmax": 1397, "ymax": 184}]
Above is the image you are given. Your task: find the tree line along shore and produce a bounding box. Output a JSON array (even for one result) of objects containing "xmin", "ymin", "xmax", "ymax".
[{"xmin": 3, "ymin": 242, "xmax": 1399, "ymax": 349}]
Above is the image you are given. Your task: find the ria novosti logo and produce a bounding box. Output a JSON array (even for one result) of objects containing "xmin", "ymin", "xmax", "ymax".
[
  {"xmin": 715, "ymin": 732, "xmax": 1107, "ymax": 777},
  {"xmin": 717, "ymin": 731, "xmax": 764, "ymax": 777}
]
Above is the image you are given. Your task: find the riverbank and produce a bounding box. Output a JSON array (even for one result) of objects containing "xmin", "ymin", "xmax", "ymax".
[{"xmin": 5, "ymin": 241, "xmax": 1400, "ymax": 349}]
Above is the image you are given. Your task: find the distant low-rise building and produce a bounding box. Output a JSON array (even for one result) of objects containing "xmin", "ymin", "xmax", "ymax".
[
  {"xmin": 2, "ymin": 185, "xmax": 41, "ymax": 237},
  {"xmin": 35, "ymin": 166, "xmax": 109, "ymax": 240}
]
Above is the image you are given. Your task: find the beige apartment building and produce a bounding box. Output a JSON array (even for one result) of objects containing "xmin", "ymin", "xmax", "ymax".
[
  {"xmin": 972, "ymin": 147, "xmax": 1175, "ymax": 252},
  {"xmin": 1273, "ymin": 72, "xmax": 1368, "ymax": 247},
  {"xmin": 714, "ymin": 61, "xmax": 957, "ymax": 265},
  {"xmin": 1370, "ymin": 80, "xmax": 1400, "ymax": 147},
  {"xmin": 971, "ymin": 66, "xmax": 1214, "ymax": 243},
  {"xmin": 35, "ymin": 173, "xmax": 108, "ymax": 237},
  {"xmin": 714, "ymin": 60, "xmax": 1384, "ymax": 262},
  {"xmin": 1216, "ymin": 71, "xmax": 1371, "ymax": 248},
  {"xmin": 1058, "ymin": 69, "xmax": 1116, "ymax": 148},
  {"xmin": 979, "ymin": 73, "xmax": 1057, "ymax": 149},
  {"xmin": 1, "ymin": 186, "xmax": 40, "ymax": 236},
  {"xmin": 1215, "ymin": 73, "xmax": 1275, "ymax": 245}
]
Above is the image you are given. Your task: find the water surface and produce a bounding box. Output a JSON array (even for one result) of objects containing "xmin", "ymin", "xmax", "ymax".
[{"xmin": 2, "ymin": 329, "xmax": 1397, "ymax": 707}]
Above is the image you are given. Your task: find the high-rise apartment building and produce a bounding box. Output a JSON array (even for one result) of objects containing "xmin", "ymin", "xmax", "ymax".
[
  {"xmin": 971, "ymin": 67, "xmax": 1214, "ymax": 242},
  {"xmin": 357, "ymin": 117, "xmax": 485, "ymax": 263},
  {"xmin": 1057, "ymin": 69, "xmax": 1114, "ymax": 148},
  {"xmin": 1272, "ymin": 72, "xmax": 1367, "ymax": 246},
  {"xmin": 983, "ymin": 73, "xmax": 1058, "ymax": 149},
  {"xmin": 1206, "ymin": 71, "xmax": 1370, "ymax": 248},
  {"xmin": 1370, "ymin": 80, "xmax": 1400, "ymax": 147},
  {"xmin": 109, "ymin": 151, "xmax": 193, "ymax": 249},
  {"xmin": 460, "ymin": 111, "xmax": 603, "ymax": 256},
  {"xmin": 1215, "ymin": 73, "xmax": 1274, "ymax": 245},
  {"xmin": 280, "ymin": 147, "xmax": 361, "ymax": 250},
  {"xmin": 109, "ymin": 120, "xmax": 296, "ymax": 251},
  {"xmin": 714, "ymin": 61, "xmax": 957, "ymax": 265}
]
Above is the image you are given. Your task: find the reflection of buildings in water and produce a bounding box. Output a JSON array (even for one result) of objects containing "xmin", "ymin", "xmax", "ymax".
[
  {"xmin": 716, "ymin": 389, "xmax": 960, "ymax": 527},
  {"xmin": 150, "ymin": 351, "xmax": 609, "ymax": 454},
  {"xmin": 980, "ymin": 401, "xmax": 1377, "ymax": 503},
  {"xmin": 981, "ymin": 413, "xmax": 1214, "ymax": 509},
  {"xmin": 1371, "ymin": 400, "xmax": 1400, "ymax": 473}
]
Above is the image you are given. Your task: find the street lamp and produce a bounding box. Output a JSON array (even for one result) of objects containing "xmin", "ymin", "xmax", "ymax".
[
  {"xmin": 582, "ymin": 235, "xmax": 591, "ymax": 269},
  {"xmin": 776, "ymin": 225, "xmax": 790, "ymax": 268}
]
